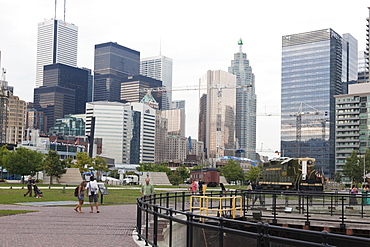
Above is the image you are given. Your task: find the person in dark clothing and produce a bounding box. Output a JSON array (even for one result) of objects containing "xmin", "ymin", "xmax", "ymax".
[
  {"xmin": 24, "ymin": 176, "xmax": 35, "ymax": 197},
  {"xmin": 252, "ymin": 182, "xmax": 264, "ymax": 206},
  {"xmin": 198, "ymin": 180, "xmax": 204, "ymax": 195}
]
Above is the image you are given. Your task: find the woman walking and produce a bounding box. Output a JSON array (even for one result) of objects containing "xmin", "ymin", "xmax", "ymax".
[
  {"xmin": 349, "ymin": 184, "xmax": 358, "ymax": 205},
  {"xmin": 74, "ymin": 181, "xmax": 87, "ymax": 213}
]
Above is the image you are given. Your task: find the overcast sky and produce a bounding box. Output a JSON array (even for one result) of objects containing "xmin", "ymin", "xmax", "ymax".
[{"xmin": 1, "ymin": 0, "xmax": 369, "ymax": 158}]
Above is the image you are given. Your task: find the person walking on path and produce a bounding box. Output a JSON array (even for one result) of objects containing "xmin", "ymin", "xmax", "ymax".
[
  {"xmin": 24, "ymin": 176, "xmax": 35, "ymax": 197},
  {"xmin": 252, "ymin": 182, "xmax": 264, "ymax": 206},
  {"xmin": 349, "ymin": 184, "xmax": 358, "ymax": 205},
  {"xmin": 74, "ymin": 180, "xmax": 87, "ymax": 213},
  {"xmin": 189, "ymin": 179, "xmax": 198, "ymax": 203},
  {"xmin": 87, "ymin": 176, "xmax": 100, "ymax": 213},
  {"xmin": 141, "ymin": 178, "xmax": 154, "ymax": 200}
]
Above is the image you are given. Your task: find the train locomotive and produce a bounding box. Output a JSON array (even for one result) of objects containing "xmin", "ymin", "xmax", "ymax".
[{"xmin": 260, "ymin": 157, "xmax": 324, "ymax": 191}]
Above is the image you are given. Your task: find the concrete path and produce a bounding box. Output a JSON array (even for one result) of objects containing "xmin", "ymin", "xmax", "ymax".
[{"xmin": 0, "ymin": 203, "xmax": 140, "ymax": 247}]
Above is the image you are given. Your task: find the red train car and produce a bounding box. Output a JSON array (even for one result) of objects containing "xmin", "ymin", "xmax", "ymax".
[{"xmin": 190, "ymin": 168, "xmax": 220, "ymax": 187}]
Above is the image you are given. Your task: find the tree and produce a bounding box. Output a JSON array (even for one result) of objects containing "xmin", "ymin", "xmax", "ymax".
[
  {"xmin": 220, "ymin": 159, "xmax": 244, "ymax": 183},
  {"xmin": 3, "ymin": 147, "xmax": 44, "ymax": 183},
  {"xmin": 244, "ymin": 166, "xmax": 262, "ymax": 182},
  {"xmin": 0, "ymin": 145, "xmax": 10, "ymax": 179},
  {"xmin": 42, "ymin": 150, "xmax": 67, "ymax": 185},
  {"xmin": 343, "ymin": 151, "xmax": 363, "ymax": 183},
  {"xmin": 168, "ymin": 165, "xmax": 190, "ymax": 185},
  {"xmin": 73, "ymin": 152, "xmax": 92, "ymax": 173},
  {"xmin": 92, "ymin": 156, "xmax": 109, "ymax": 181}
]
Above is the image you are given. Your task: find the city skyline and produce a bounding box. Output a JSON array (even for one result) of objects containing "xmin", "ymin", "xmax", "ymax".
[{"xmin": 1, "ymin": 0, "xmax": 369, "ymax": 157}]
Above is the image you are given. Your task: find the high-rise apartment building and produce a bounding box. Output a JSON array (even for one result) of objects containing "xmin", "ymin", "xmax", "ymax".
[
  {"xmin": 140, "ymin": 55, "xmax": 173, "ymax": 110},
  {"xmin": 334, "ymin": 83, "xmax": 370, "ymax": 182},
  {"xmin": 94, "ymin": 42, "xmax": 140, "ymax": 102},
  {"xmin": 36, "ymin": 19, "xmax": 78, "ymax": 87},
  {"xmin": 228, "ymin": 39, "xmax": 257, "ymax": 159},
  {"xmin": 281, "ymin": 29, "xmax": 358, "ymax": 178},
  {"xmin": 198, "ymin": 70, "xmax": 236, "ymax": 163},
  {"xmin": 6, "ymin": 93, "xmax": 26, "ymax": 145}
]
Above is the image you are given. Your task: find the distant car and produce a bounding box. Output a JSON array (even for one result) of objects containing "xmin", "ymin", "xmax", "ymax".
[{"xmin": 101, "ymin": 176, "xmax": 120, "ymax": 182}]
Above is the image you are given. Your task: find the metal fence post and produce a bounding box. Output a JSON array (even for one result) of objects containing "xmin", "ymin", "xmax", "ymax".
[
  {"xmin": 272, "ymin": 193, "xmax": 277, "ymax": 224},
  {"xmin": 136, "ymin": 198, "xmax": 142, "ymax": 241},
  {"xmin": 186, "ymin": 212, "xmax": 194, "ymax": 247},
  {"xmin": 153, "ymin": 205, "xmax": 158, "ymax": 246},
  {"xmin": 305, "ymin": 194, "xmax": 310, "ymax": 226},
  {"xmin": 219, "ymin": 217, "xmax": 224, "ymax": 247},
  {"xmin": 340, "ymin": 196, "xmax": 346, "ymax": 229},
  {"xmin": 169, "ymin": 208, "xmax": 173, "ymax": 247}
]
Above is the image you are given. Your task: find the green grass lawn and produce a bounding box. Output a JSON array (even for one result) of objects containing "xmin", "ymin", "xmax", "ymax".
[
  {"xmin": 0, "ymin": 187, "xmax": 143, "ymax": 205},
  {"xmin": 0, "ymin": 209, "xmax": 37, "ymax": 216}
]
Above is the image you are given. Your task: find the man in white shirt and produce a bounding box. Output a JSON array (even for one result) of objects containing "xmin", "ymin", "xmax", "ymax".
[{"xmin": 87, "ymin": 176, "xmax": 99, "ymax": 213}]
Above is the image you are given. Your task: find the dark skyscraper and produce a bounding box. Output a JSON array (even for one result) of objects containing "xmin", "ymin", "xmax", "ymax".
[
  {"xmin": 93, "ymin": 42, "xmax": 140, "ymax": 102},
  {"xmin": 280, "ymin": 29, "xmax": 357, "ymax": 178},
  {"xmin": 34, "ymin": 63, "xmax": 89, "ymax": 130}
]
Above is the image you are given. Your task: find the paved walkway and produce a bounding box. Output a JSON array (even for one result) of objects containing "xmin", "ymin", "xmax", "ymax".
[{"xmin": 0, "ymin": 203, "xmax": 140, "ymax": 247}]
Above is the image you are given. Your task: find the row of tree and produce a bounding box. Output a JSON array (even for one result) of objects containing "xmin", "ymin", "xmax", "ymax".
[{"xmin": 0, "ymin": 146, "xmax": 109, "ymax": 184}]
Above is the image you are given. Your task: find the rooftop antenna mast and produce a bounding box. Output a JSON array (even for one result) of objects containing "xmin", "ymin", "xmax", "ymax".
[
  {"xmin": 54, "ymin": 0, "xmax": 57, "ymax": 19},
  {"xmin": 64, "ymin": 0, "xmax": 66, "ymax": 22}
]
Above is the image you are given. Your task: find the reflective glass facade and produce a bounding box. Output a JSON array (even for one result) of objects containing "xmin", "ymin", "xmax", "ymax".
[
  {"xmin": 199, "ymin": 70, "xmax": 236, "ymax": 160},
  {"xmin": 281, "ymin": 29, "xmax": 357, "ymax": 178},
  {"xmin": 94, "ymin": 42, "xmax": 140, "ymax": 102},
  {"xmin": 228, "ymin": 40, "xmax": 257, "ymax": 160},
  {"xmin": 34, "ymin": 86, "xmax": 75, "ymax": 131}
]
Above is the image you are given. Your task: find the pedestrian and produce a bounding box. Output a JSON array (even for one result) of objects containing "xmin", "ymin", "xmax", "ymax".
[
  {"xmin": 24, "ymin": 176, "xmax": 35, "ymax": 197},
  {"xmin": 141, "ymin": 178, "xmax": 154, "ymax": 200},
  {"xmin": 247, "ymin": 180, "xmax": 253, "ymax": 190},
  {"xmin": 349, "ymin": 184, "xmax": 358, "ymax": 205},
  {"xmin": 74, "ymin": 180, "xmax": 87, "ymax": 213},
  {"xmin": 87, "ymin": 176, "xmax": 100, "ymax": 213},
  {"xmin": 198, "ymin": 180, "xmax": 204, "ymax": 195},
  {"xmin": 362, "ymin": 184, "xmax": 369, "ymax": 206},
  {"xmin": 190, "ymin": 179, "xmax": 198, "ymax": 203},
  {"xmin": 252, "ymin": 182, "xmax": 264, "ymax": 206}
]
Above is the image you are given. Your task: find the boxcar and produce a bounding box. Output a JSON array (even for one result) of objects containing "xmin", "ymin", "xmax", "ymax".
[{"xmin": 190, "ymin": 168, "xmax": 220, "ymax": 187}]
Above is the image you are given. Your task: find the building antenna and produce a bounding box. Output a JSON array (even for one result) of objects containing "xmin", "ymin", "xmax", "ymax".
[
  {"xmin": 54, "ymin": 0, "xmax": 57, "ymax": 19},
  {"xmin": 159, "ymin": 37, "xmax": 162, "ymax": 56},
  {"xmin": 64, "ymin": 0, "xmax": 66, "ymax": 22},
  {"xmin": 238, "ymin": 38, "xmax": 243, "ymax": 53}
]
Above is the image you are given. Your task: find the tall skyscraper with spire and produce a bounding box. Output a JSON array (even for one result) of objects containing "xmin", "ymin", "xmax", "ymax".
[
  {"xmin": 35, "ymin": 19, "xmax": 78, "ymax": 87},
  {"xmin": 228, "ymin": 39, "xmax": 257, "ymax": 160}
]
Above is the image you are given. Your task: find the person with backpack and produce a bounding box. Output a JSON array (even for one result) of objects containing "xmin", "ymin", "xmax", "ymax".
[
  {"xmin": 87, "ymin": 176, "xmax": 100, "ymax": 213},
  {"xmin": 74, "ymin": 180, "xmax": 87, "ymax": 213}
]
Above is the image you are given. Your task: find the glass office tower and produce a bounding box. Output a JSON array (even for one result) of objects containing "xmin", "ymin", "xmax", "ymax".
[
  {"xmin": 94, "ymin": 42, "xmax": 140, "ymax": 102},
  {"xmin": 281, "ymin": 29, "xmax": 357, "ymax": 178},
  {"xmin": 228, "ymin": 39, "xmax": 257, "ymax": 160}
]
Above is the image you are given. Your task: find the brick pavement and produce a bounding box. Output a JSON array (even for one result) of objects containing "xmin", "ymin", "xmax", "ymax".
[{"xmin": 0, "ymin": 203, "xmax": 140, "ymax": 247}]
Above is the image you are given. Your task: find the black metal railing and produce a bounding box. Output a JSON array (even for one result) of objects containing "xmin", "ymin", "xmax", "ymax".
[{"xmin": 136, "ymin": 190, "xmax": 370, "ymax": 247}]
